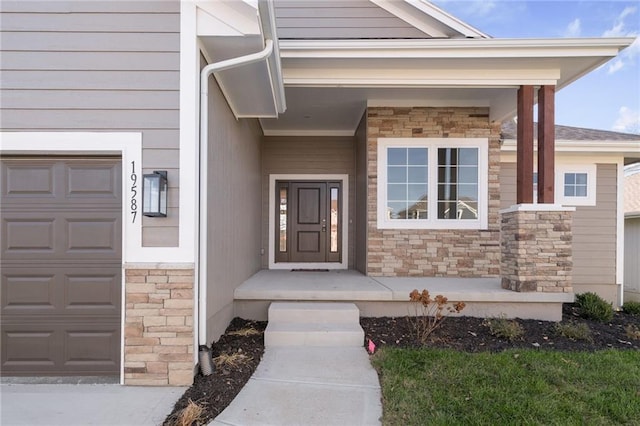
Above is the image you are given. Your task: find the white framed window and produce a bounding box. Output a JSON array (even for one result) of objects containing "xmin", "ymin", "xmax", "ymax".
[
  {"xmin": 556, "ymin": 164, "xmax": 597, "ymax": 206},
  {"xmin": 377, "ymin": 138, "xmax": 489, "ymax": 230}
]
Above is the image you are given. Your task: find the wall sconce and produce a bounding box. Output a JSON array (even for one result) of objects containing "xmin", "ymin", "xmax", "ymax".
[{"xmin": 142, "ymin": 171, "xmax": 168, "ymax": 217}]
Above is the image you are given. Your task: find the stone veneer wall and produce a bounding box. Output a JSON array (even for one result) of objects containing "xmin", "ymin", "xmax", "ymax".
[
  {"xmin": 500, "ymin": 208, "xmax": 573, "ymax": 293},
  {"xmin": 366, "ymin": 107, "xmax": 502, "ymax": 277},
  {"xmin": 124, "ymin": 264, "xmax": 194, "ymax": 386}
]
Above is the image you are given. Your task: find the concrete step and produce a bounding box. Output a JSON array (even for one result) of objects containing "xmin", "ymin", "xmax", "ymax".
[
  {"xmin": 265, "ymin": 302, "xmax": 364, "ymax": 348},
  {"xmin": 268, "ymin": 302, "xmax": 360, "ymax": 324}
]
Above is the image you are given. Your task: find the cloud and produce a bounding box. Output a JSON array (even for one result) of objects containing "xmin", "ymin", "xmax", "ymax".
[
  {"xmin": 612, "ymin": 106, "xmax": 640, "ymax": 134},
  {"xmin": 600, "ymin": 7, "xmax": 639, "ymax": 74},
  {"xmin": 608, "ymin": 59, "xmax": 624, "ymax": 74},
  {"xmin": 563, "ymin": 18, "xmax": 581, "ymax": 37}
]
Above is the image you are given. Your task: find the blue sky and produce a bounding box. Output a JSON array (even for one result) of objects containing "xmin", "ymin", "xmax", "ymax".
[{"xmin": 432, "ymin": 0, "xmax": 640, "ymax": 134}]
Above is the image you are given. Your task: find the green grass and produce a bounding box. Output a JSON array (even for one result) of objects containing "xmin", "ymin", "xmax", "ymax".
[{"xmin": 373, "ymin": 348, "xmax": 640, "ymax": 425}]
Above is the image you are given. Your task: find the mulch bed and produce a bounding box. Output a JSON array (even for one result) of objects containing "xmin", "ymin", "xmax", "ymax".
[{"xmin": 164, "ymin": 306, "xmax": 639, "ymax": 425}]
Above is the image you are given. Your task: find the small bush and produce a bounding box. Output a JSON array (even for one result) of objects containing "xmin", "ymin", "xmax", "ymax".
[
  {"xmin": 165, "ymin": 399, "xmax": 205, "ymax": 426},
  {"xmin": 408, "ymin": 289, "xmax": 466, "ymax": 344},
  {"xmin": 625, "ymin": 324, "xmax": 640, "ymax": 340},
  {"xmin": 483, "ymin": 316, "xmax": 524, "ymax": 341},
  {"xmin": 553, "ymin": 321, "xmax": 593, "ymax": 342},
  {"xmin": 575, "ymin": 292, "xmax": 614, "ymax": 322},
  {"xmin": 622, "ymin": 302, "xmax": 640, "ymax": 316}
]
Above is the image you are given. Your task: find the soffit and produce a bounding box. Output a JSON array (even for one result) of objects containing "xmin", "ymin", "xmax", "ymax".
[{"xmin": 258, "ymin": 37, "xmax": 632, "ymax": 135}]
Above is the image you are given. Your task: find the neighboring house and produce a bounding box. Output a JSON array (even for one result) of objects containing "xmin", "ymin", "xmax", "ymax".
[
  {"xmin": 1, "ymin": 0, "xmax": 637, "ymax": 386},
  {"xmin": 625, "ymin": 164, "xmax": 640, "ymax": 302},
  {"xmin": 501, "ymin": 122, "xmax": 640, "ymax": 304}
]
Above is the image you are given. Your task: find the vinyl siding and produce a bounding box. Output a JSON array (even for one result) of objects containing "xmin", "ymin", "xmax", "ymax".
[
  {"xmin": 261, "ymin": 136, "xmax": 357, "ymax": 269},
  {"xmin": 500, "ymin": 162, "xmax": 618, "ymax": 299},
  {"xmin": 205, "ymin": 59, "xmax": 263, "ymax": 343},
  {"xmin": 274, "ymin": 0, "xmax": 427, "ymax": 39},
  {"xmin": 0, "ymin": 1, "xmax": 181, "ymax": 247},
  {"xmin": 625, "ymin": 217, "xmax": 640, "ymax": 301}
]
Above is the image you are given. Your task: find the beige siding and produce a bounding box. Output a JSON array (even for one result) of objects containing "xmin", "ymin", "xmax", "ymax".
[
  {"xmin": 261, "ymin": 136, "xmax": 356, "ymax": 268},
  {"xmin": 500, "ymin": 162, "xmax": 618, "ymax": 299},
  {"xmin": 355, "ymin": 113, "xmax": 368, "ymax": 274},
  {"xmin": 0, "ymin": 1, "xmax": 181, "ymax": 247},
  {"xmin": 206, "ymin": 70, "xmax": 263, "ymax": 343},
  {"xmin": 625, "ymin": 217, "xmax": 640, "ymax": 301}
]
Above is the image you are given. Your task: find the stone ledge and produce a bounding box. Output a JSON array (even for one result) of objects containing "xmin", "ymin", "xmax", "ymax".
[
  {"xmin": 125, "ymin": 262, "xmax": 195, "ymax": 270},
  {"xmin": 500, "ymin": 203, "xmax": 576, "ymax": 214}
]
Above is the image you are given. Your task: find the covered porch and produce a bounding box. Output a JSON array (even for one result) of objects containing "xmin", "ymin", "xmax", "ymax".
[{"xmin": 234, "ymin": 270, "xmax": 573, "ymax": 322}]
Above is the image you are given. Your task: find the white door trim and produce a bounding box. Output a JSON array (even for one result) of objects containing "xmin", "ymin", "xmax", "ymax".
[{"xmin": 268, "ymin": 174, "xmax": 349, "ymax": 270}]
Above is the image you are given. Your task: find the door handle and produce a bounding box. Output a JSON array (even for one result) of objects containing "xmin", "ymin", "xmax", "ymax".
[{"xmin": 321, "ymin": 218, "xmax": 326, "ymax": 232}]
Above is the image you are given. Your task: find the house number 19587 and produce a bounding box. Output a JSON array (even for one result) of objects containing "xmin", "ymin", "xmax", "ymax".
[{"xmin": 130, "ymin": 161, "xmax": 138, "ymax": 223}]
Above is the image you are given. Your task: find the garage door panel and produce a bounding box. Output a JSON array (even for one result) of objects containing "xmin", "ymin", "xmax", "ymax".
[
  {"xmin": 2, "ymin": 266, "xmax": 120, "ymax": 316},
  {"xmin": 2, "ymin": 273, "xmax": 56, "ymax": 311},
  {"xmin": 67, "ymin": 217, "xmax": 119, "ymax": 254},
  {"xmin": 2, "ymin": 211, "xmax": 121, "ymax": 261},
  {"xmin": 2, "ymin": 323, "xmax": 120, "ymax": 375},
  {"xmin": 66, "ymin": 163, "xmax": 120, "ymax": 200},
  {"xmin": 2, "ymin": 328, "xmax": 58, "ymax": 369},
  {"xmin": 2, "ymin": 162, "xmax": 55, "ymax": 198},
  {"xmin": 3, "ymin": 218, "xmax": 55, "ymax": 253},
  {"xmin": 65, "ymin": 328, "xmax": 120, "ymax": 368}
]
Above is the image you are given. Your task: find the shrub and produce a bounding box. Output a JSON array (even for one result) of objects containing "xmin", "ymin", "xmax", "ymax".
[
  {"xmin": 625, "ymin": 324, "xmax": 640, "ymax": 340},
  {"xmin": 553, "ymin": 321, "xmax": 593, "ymax": 342},
  {"xmin": 575, "ymin": 292, "xmax": 614, "ymax": 322},
  {"xmin": 408, "ymin": 289, "xmax": 466, "ymax": 344},
  {"xmin": 483, "ymin": 316, "xmax": 524, "ymax": 341},
  {"xmin": 622, "ymin": 302, "xmax": 640, "ymax": 316}
]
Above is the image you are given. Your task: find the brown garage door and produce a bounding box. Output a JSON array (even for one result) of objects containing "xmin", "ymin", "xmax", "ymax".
[{"xmin": 1, "ymin": 157, "xmax": 122, "ymax": 376}]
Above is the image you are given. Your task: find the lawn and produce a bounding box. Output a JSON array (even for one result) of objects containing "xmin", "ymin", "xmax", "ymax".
[{"xmin": 372, "ymin": 348, "xmax": 640, "ymax": 425}]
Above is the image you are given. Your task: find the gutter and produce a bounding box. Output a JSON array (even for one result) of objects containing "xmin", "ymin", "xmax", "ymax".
[{"xmin": 198, "ymin": 39, "xmax": 275, "ymax": 346}]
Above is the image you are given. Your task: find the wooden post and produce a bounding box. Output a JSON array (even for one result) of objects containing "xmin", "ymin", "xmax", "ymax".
[
  {"xmin": 537, "ymin": 85, "xmax": 555, "ymax": 204},
  {"xmin": 517, "ymin": 85, "xmax": 534, "ymax": 204}
]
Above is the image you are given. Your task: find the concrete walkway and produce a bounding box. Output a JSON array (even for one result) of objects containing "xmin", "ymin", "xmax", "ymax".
[
  {"xmin": 0, "ymin": 383, "xmax": 186, "ymax": 426},
  {"xmin": 210, "ymin": 346, "xmax": 382, "ymax": 426}
]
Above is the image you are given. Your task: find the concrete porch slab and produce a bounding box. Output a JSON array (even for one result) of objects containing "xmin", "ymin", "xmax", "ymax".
[
  {"xmin": 234, "ymin": 270, "xmax": 392, "ymax": 301},
  {"xmin": 234, "ymin": 270, "xmax": 574, "ymax": 321}
]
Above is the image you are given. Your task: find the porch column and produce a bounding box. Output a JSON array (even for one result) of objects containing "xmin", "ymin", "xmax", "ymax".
[
  {"xmin": 537, "ymin": 85, "xmax": 555, "ymax": 203},
  {"xmin": 516, "ymin": 85, "xmax": 534, "ymax": 204}
]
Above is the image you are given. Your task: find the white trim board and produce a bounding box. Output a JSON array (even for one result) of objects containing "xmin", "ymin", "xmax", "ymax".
[
  {"xmin": 268, "ymin": 174, "xmax": 349, "ymax": 270},
  {"xmin": 0, "ymin": 132, "xmax": 195, "ymax": 264}
]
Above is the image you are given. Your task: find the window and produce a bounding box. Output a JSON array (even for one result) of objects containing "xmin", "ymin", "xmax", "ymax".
[
  {"xmin": 556, "ymin": 164, "xmax": 597, "ymax": 206},
  {"xmin": 377, "ymin": 138, "xmax": 488, "ymax": 230}
]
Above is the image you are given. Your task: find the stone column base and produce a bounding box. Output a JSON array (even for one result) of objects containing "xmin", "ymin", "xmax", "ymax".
[
  {"xmin": 500, "ymin": 204, "xmax": 574, "ymax": 293},
  {"xmin": 124, "ymin": 263, "xmax": 195, "ymax": 386}
]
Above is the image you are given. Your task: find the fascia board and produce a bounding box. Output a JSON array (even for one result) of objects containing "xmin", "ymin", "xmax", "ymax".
[
  {"xmin": 196, "ymin": 1, "xmax": 260, "ymax": 36},
  {"xmin": 501, "ymin": 139, "xmax": 640, "ymax": 154},
  {"xmin": 370, "ymin": 0, "xmax": 449, "ymax": 38},
  {"xmin": 278, "ymin": 38, "xmax": 634, "ymax": 59}
]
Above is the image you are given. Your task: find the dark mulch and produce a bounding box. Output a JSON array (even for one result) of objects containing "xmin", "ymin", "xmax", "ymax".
[{"xmin": 165, "ymin": 306, "xmax": 639, "ymax": 425}]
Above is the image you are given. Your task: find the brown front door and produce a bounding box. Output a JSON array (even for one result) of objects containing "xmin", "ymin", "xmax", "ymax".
[
  {"xmin": 275, "ymin": 181, "xmax": 341, "ymax": 264},
  {"xmin": 1, "ymin": 157, "xmax": 122, "ymax": 376}
]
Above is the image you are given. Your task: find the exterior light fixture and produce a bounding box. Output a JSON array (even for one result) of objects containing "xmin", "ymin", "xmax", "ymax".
[{"xmin": 142, "ymin": 171, "xmax": 168, "ymax": 217}]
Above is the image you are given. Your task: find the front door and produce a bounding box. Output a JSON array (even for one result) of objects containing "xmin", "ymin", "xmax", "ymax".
[{"xmin": 275, "ymin": 181, "xmax": 341, "ymax": 264}]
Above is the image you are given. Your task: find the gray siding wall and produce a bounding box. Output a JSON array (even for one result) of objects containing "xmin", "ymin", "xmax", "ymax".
[
  {"xmin": 0, "ymin": 1, "xmax": 181, "ymax": 247},
  {"xmin": 206, "ymin": 69, "xmax": 263, "ymax": 343},
  {"xmin": 261, "ymin": 136, "xmax": 357, "ymax": 268},
  {"xmin": 625, "ymin": 217, "xmax": 640, "ymax": 301},
  {"xmin": 500, "ymin": 162, "xmax": 618, "ymax": 300},
  {"xmin": 355, "ymin": 113, "xmax": 368, "ymax": 274}
]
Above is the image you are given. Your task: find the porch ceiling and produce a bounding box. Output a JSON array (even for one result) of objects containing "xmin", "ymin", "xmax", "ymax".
[{"xmin": 259, "ymin": 37, "xmax": 633, "ymax": 136}]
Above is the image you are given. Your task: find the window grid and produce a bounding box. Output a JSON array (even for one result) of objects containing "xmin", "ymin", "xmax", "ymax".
[{"xmin": 564, "ymin": 172, "xmax": 588, "ymax": 197}]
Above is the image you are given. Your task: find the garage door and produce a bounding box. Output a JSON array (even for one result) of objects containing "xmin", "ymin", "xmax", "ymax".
[{"xmin": 1, "ymin": 157, "xmax": 122, "ymax": 376}]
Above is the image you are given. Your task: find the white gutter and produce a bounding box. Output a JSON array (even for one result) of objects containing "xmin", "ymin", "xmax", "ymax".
[{"xmin": 198, "ymin": 39, "xmax": 275, "ymax": 345}]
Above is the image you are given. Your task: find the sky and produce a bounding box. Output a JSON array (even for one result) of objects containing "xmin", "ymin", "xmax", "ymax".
[{"xmin": 432, "ymin": 0, "xmax": 640, "ymax": 134}]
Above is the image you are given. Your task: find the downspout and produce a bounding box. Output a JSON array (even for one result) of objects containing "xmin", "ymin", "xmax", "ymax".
[{"xmin": 198, "ymin": 39, "xmax": 275, "ymax": 346}]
